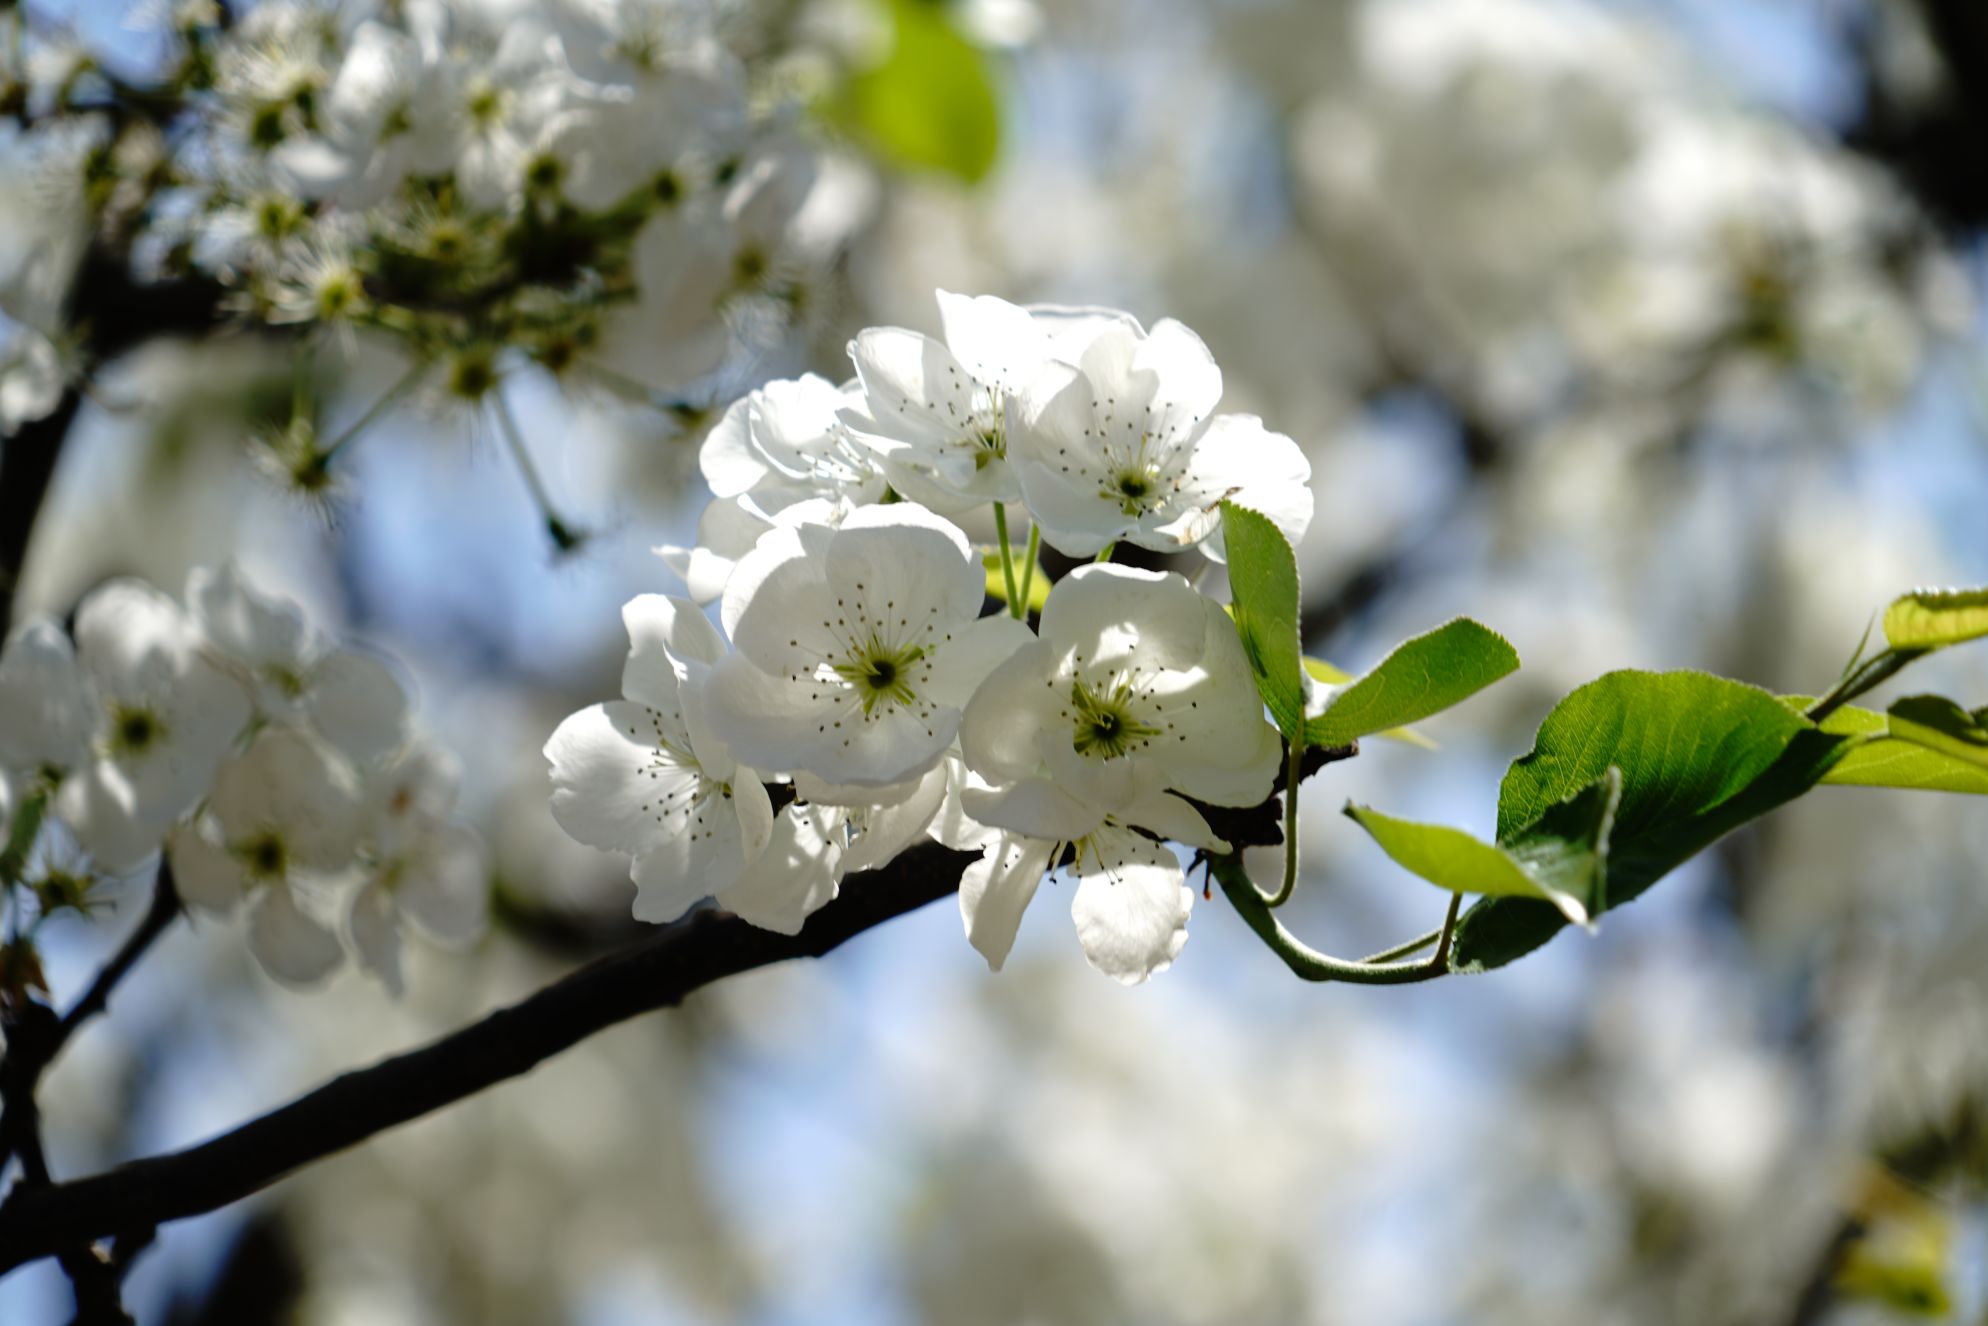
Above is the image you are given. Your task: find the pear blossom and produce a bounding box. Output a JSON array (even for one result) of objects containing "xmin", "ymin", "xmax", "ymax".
[
  {"xmin": 594, "ymin": 141, "xmax": 821, "ymax": 392},
  {"xmin": 56, "ymin": 581, "xmax": 252, "ymax": 872},
  {"xmin": 168, "ymin": 726, "xmax": 364, "ymax": 985},
  {"xmin": 552, "ymin": 60, "xmax": 747, "ymax": 212},
  {"xmin": 842, "ymin": 291, "xmax": 1134, "ymax": 513},
  {"xmin": 714, "ymin": 761, "xmax": 950, "ymax": 935},
  {"xmin": 347, "ymin": 743, "xmax": 489, "ymax": 995},
  {"xmin": 698, "ymin": 374, "xmax": 888, "ymax": 514},
  {"xmin": 704, "ymin": 504, "xmax": 1032, "ymax": 787},
  {"xmin": 187, "ymin": 562, "xmax": 410, "ymax": 766},
  {"xmin": 955, "ymin": 564, "xmax": 1281, "ymax": 982},
  {"xmin": 0, "ymin": 325, "xmax": 66, "ymax": 435},
  {"xmin": 545, "ymin": 594, "xmax": 774, "ymax": 924},
  {"xmin": 0, "ymin": 617, "xmax": 96, "ymax": 783},
  {"xmin": 1012, "ymin": 318, "xmax": 1313, "ymax": 558}
]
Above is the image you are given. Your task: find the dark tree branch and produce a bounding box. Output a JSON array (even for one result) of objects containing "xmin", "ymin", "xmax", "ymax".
[
  {"xmin": 0, "ymin": 389, "xmax": 84, "ymax": 630},
  {"xmin": 0, "ymin": 842, "xmax": 977, "ymax": 1277},
  {"xmin": 0, "ymin": 252, "xmax": 226, "ymax": 629},
  {"xmin": 0, "ymin": 866, "xmax": 181, "ymax": 1172}
]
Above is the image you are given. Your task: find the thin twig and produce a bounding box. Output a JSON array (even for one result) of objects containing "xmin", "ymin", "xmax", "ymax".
[{"xmin": 56, "ymin": 864, "xmax": 182, "ymax": 1048}]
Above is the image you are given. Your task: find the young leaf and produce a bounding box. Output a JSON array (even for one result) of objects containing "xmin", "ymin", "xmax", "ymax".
[
  {"xmin": 1303, "ymin": 658, "xmax": 1437, "ymax": 748},
  {"xmin": 843, "ymin": 0, "xmax": 1002, "ymax": 184},
  {"xmin": 1791, "ymin": 699, "xmax": 1988, "ymax": 794},
  {"xmin": 1451, "ymin": 670, "xmax": 1851, "ymax": 973},
  {"xmin": 1885, "ymin": 694, "xmax": 1988, "ymax": 770},
  {"xmin": 1345, "ymin": 768, "xmax": 1619, "ymax": 929},
  {"xmin": 1882, "ymin": 586, "xmax": 1988, "ymax": 651},
  {"xmin": 1305, "ymin": 618, "xmax": 1519, "ymax": 748},
  {"xmin": 1221, "ymin": 499, "xmax": 1306, "ymax": 739}
]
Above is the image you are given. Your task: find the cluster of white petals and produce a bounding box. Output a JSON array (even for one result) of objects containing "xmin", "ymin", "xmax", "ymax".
[
  {"xmin": 549, "ymin": 291, "xmax": 1306, "ymax": 982},
  {"xmin": 0, "ymin": 0, "xmax": 853, "ymax": 443},
  {"xmin": 0, "ymin": 565, "xmax": 487, "ymax": 991}
]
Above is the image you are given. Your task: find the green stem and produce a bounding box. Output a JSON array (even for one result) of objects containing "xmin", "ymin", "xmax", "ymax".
[
  {"xmin": 290, "ymin": 346, "xmax": 312, "ymax": 425},
  {"xmin": 1094, "ymin": 542, "xmax": 1116, "ymax": 564},
  {"xmin": 1017, "ymin": 521, "xmax": 1041, "ymax": 614},
  {"xmin": 1214, "ymin": 855, "xmax": 1457, "ymax": 985},
  {"xmin": 992, "ymin": 504, "xmax": 1023, "ymax": 619},
  {"xmin": 1262, "ymin": 739, "xmax": 1305, "ymax": 907},
  {"xmin": 1804, "ymin": 646, "xmax": 1930, "ymax": 724},
  {"xmin": 585, "ymin": 361, "xmax": 678, "ymax": 409},
  {"xmin": 0, "ymin": 793, "xmax": 46, "ymax": 889},
  {"xmin": 322, "ymin": 359, "xmax": 428, "ymax": 462},
  {"xmin": 1361, "ymin": 926, "xmax": 1441, "ymax": 965},
  {"xmin": 492, "ymin": 388, "xmax": 583, "ymax": 553}
]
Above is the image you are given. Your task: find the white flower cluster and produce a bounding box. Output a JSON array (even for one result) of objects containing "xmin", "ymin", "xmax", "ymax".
[
  {"xmin": 0, "ymin": 565, "xmax": 486, "ymax": 991},
  {"xmin": 0, "ymin": 0, "xmax": 840, "ymax": 436},
  {"xmin": 548, "ymin": 291, "xmax": 1308, "ymax": 983}
]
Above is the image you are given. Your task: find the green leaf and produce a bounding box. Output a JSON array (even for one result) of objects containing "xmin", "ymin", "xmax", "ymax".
[
  {"xmin": 1790, "ymin": 698, "xmax": 1988, "ymax": 794},
  {"xmin": 1882, "ymin": 586, "xmax": 1988, "ymax": 651},
  {"xmin": 1303, "ymin": 658, "xmax": 1437, "ymax": 748},
  {"xmin": 1222, "ymin": 500, "xmax": 1306, "ymax": 739},
  {"xmin": 1451, "ymin": 671, "xmax": 1851, "ymax": 973},
  {"xmin": 1345, "ymin": 768, "xmax": 1619, "ymax": 928},
  {"xmin": 981, "ymin": 550, "xmax": 1050, "ymax": 613},
  {"xmin": 1886, "ymin": 694, "xmax": 1988, "ymax": 769},
  {"xmin": 1305, "ymin": 618, "xmax": 1519, "ymax": 748},
  {"xmin": 843, "ymin": 0, "xmax": 1001, "ymax": 184}
]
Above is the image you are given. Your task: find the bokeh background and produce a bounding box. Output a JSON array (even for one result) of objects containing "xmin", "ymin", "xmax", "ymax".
[{"xmin": 8, "ymin": 0, "xmax": 1988, "ymax": 1321}]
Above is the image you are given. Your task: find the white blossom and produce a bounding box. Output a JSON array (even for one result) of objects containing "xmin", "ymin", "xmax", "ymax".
[
  {"xmin": 704, "ymin": 503, "xmax": 1031, "ymax": 787},
  {"xmin": 56, "ymin": 581, "xmax": 252, "ymax": 872},
  {"xmin": 842, "ymin": 290, "xmax": 1134, "ymax": 514},
  {"xmin": 168, "ymin": 726, "xmax": 364, "ymax": 985},
  {"xmin": 187, "ymin": 562, "xmax": 410, "ymax": 766},
  {"xmin": 955, "ymin": 564, "xmax": 1281, "ymax": 982},
  {"xmin": 348, "ymin": 743, "xmax": 489, "ymax": 995},
  {"xmin": 545, "ymin": 593, "xmax": 775, "ymax": 924},
  {"xmin": 697, "ymin": 373, "xmax": 888, "ymax": 515},
  {"xmin": 1012, "ymin": 318, "xmax": 1312, "ymax": 558},
  {"xmin": 0, "ymin": 617, "xmax": 97, "ymax": 782}
]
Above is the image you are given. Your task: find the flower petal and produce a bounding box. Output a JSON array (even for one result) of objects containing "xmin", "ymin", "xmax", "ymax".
[
  {"xmin": 959, "ymin": 832, "xmax": 1054, "ymax": 971},
  {"xmin": 166, "ymin": 820, "xmax": 246, "ymax": 914},
  {"xmin": 957, "ymin": 638, "xmax": 1058, "ymax": 785},
  {"xmin": 0, "ymin": 617, "xmax": 95, "ymax": 774},
  {"xmin": 961, "ymin": 776, "xmax": 1104, "ymax": 843},
  {"xmin": 248, "ymin": 884, "xmax": 346, "ymax": 987},
  {"xmin": 1070, "ymin": 827, "xmax": 1190, "ymax": 985},
  {"xmin": 309, "ymin": 649, "xmax": 410, "ymax": 766},
  {"xmin": 544, "ymin": 702, "xmax": 703, "ymax": 858},
  {"xmin": 348, "ymin": 881, "xmax": 405, "ymax": 997},
  {"xmin": 923, "ymin": 613, "xmax": 1033, "ymax": 708},
  {"xmin": 714, "ymin": 804, "xmax": 842, "ymax": 935},
  {"xmin": 398, "ymin": 822, "xmax": 489, "ymax": 947},
  {"xmin": 620, "ymin": 593, "xmax": 722, "ymax": 710}
]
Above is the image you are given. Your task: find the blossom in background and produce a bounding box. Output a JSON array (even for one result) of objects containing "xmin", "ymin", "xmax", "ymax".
[
  {"xmin": 348, "ymin": 742, "xmax": 490, "ymax": 995},
  {"xmin": 704, "ymin": 503, "xmax": 1030, "ymax": 787},
  {"xmin": 0, "ymin": 562, "xmax": 482, "ymax": 993},
  {"xmin": 188, "ymin": 561, "xmax": 410, "ymax": 765},
  {"xmin": 169, "ymin": 726, "xmax": 364, "ymax": 985},
  {"xmin": 545, "ymin": 594, "xmax": 774, "ymax": 924},
  {"xmin": 0, "ymin": 618, "xmax": 97, "ymax": 785},
  {"xmin": 56, "ymin": 581, "xmax": 252, "ymax": 872}
]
